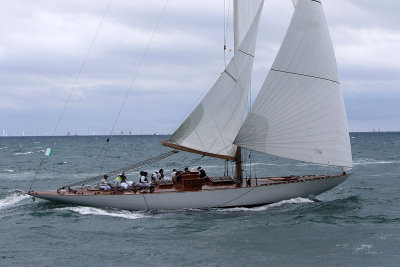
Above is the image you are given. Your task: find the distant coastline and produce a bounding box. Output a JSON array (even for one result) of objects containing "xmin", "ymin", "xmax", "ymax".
[{"xmin": 1, "ymin": 132, "xmax": 399, "ymax": 138}]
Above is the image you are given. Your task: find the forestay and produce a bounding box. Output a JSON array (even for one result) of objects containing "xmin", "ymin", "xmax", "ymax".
[
  {"xmin": 166, "ymin": 0, "xmax": 264, "ymax": 158},
  {"xmin": 234, "ymin": 0, "xmax": 353, "ymax": 168}
]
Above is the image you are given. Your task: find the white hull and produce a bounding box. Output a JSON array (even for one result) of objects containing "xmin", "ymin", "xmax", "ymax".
[{"xmin": 29, "ymin": 175, "xmax": 348, "ymax": 211}]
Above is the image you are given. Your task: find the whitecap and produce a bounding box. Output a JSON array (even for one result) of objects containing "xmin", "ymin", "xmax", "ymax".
[
  {"xmin": 355, "ymin": 244, "xmax": 373, "ymax": 251},
  {"xmin": 353, "ymin": 159, "xmax": 398, "ymax": 165},
  {"xmin": 57, "ymin": 206, "xmax": 147, "ymax": 220},
  {"xmin": 354, "ymin": 244, "xmax": 376, "ymax": 255},
  {"xmin": 13, "ymin": 151, "xmax": 33, "ymax": 155},
  {"xmin": 5, "ymin": 169, "xmax": 14, "ymax": 172},
  {"xmin": 0, "ymin": 192, "xmax": 30, "ymax": 210},
  {"xmin": 217, "ymin": 197, "xmax": 314, "ymax": 212},
  {"xmin": 376, "ymin": 234, "xmax": 392, "ymax": 240},
  {"xmin": 268, "ymin": 197, "xmax": 314, "ymax": 206}
]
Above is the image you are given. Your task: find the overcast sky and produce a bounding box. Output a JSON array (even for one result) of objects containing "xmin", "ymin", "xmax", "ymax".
[{"xmin": 0, "ymin": 0, "xmax": 399, "ymax": 136}]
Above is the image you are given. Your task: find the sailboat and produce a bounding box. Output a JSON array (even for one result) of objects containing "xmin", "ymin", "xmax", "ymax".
[{"xmin": 27, "ymin": 0, "xmax": 353, "ymax": 211}]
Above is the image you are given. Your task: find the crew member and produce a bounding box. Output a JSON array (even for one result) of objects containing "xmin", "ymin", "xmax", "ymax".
[
  {"xmin": 99, "ymin": 175, "xmax": 111, "ymax": 190},
  {"xmin": 197, "ymin": 166, "xmax": 208, "ymax": 182}
]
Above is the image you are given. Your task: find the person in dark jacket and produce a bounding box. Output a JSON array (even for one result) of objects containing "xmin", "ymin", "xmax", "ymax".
[{"xmin": 197, "ymin": 166, "xmax": 208, "ymax": 182}]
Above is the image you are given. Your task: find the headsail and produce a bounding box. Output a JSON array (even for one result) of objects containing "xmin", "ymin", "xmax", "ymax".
[
  {"xmin": 234, "ymin": 0, "xmax": 353, "ymax": 168},
  {"xmin": 234, "ymin": 0, "xmax": 264, "ymax": 51},
  {"xmin": 164, "ymin": 0, "xmax": 264, "ymax": 159}
]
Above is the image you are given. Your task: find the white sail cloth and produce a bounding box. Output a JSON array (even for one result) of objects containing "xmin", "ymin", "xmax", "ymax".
[
  {"xmin": 234, "ymin": 0, "xmax": 353, "ymax": 168},
  {"xmin": 234, "ymin": 0, "xmax": 264, "ymax": 51},
  {"xmin": 168, "ymin": 0, "xmax": 264, "ymax": 158}
]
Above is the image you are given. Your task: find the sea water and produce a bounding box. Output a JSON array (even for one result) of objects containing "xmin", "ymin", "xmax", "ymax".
[{"xmin": 0, "ymin": 133, "xmax": 399, "ymax": 266}]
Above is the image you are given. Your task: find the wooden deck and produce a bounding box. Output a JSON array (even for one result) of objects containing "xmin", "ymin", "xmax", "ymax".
[{"xmin": 28, "ymin": 173, "xmax": 347, "ymax": 197}]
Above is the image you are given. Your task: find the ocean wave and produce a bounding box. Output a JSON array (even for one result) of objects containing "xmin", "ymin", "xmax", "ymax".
[
  {"xmin": 376, "ymin": 234, "xmax": 392, "ymax": 240},
  {"xmin": 241, "ymin": 162, "xmax": 265, "ymax": 167},
  {"xmin": 56, "ymin": 162, "xmax": 68, "ymax": 165},
  {"xmin": 336, "ymin": 243, "xmax": 376, "ymax": 255},
  {"xmin": 353, "ymin": 159, "xmax": 400, "ymax": 165},
  {"xmin": 5, "ymin": 169, "xmax": 14, "ymax": 172},
  {"xmin": 216, "ymin": 197, "xmax": 314, "ymax": 212},
  {"xmin": 362, "ymin": 173, "xmax": 398, "ymax": 177},
  {"xmin": 56, "ymin": 206, "xmax": 147, "ymax": 220},
  {"xmin": 13, "ymin": 151, "xmax": 34, "ymax": 155},
  {"xmin": 354, "ymin": 244, "xmax": 376, "ymax": 255},
  {"xmin": 0, "ymin": 191, "xmax": 30, "ymax": 210},
  {"xmin": 0, "ymin": 147, "xmax": 7, "ymax": 150}
]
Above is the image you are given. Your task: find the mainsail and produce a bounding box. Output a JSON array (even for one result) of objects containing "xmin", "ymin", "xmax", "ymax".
[
  {"xmin": 164, "ymin": 0, "xmax": 264, "ymax": 159},
  {"xmin": 234, "ymin": 0, "xmax": 353, "ymax": 168}
]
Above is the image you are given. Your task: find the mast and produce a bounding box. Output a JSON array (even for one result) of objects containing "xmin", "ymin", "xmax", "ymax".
[
  {"xmin": 235, "ymin": 146, "xmax": 242, "ymax": 182},
  {"xmin": 233, "ymin": 0, "xmax": 239, "ymax": 52},
  {"xmin": 162, "ymin": 0, "xmax": 264, "ymax": 160}
]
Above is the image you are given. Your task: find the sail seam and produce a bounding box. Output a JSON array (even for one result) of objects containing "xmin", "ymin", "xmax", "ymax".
[
  {"xmin": 238, "ymin": 49, "xmax": 254, "ymax": 58},
  {"xmin": 311, "ymin": 0, "xmax": 321, "ymax": 4},
  {"xmin": 224, "ymin": 70, "xmax": 237, "ymax": 82},
  {"xmin": 270, "ymin": 68, "xmax": 340, "ymax": 84}
]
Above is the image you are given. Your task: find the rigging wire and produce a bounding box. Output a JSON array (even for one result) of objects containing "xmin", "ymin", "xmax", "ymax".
[
  {"xmin": 61, "ymin": 150, "xmax": 178, "ymax": 188},
  {"xmin": 182, "ymin": 155, "xmax": 205, "ymax": 170},
  {"xmin": 108, "ymin": 0, "xmax": 170, "ymax": 137},
  {"xmin": 224, "ymin": 160, "xmax": 228, "ymax": 176},
  {"xmin": 170, "ymin": 49, "xmax": 233, "ymax": 135},
  {"xmin": 80, "ymin": 0, "xmax": 171, "ymax": 182},
  {"xmin": 223, "ymin": 0, "xmax": 232, "ymax": 68},
  {"xmin": 253, "ymin": 152, "xmax": 257, "ymax": 178},
  {"xmin": 170, "ymin": 1, "xmax": 234, "ymax": 134},
  {"xmin": 53, "ymin": 0, "xmax": 113, "ymax": 138},
  {"xmin": 84, "ymin": 137, "xmax": 110, "ymax": 180},
  {"xmin": 215, "ymin": 186, "xmax": 256, "ymax": 208},
  {"xmin": 29, "ymin": 0, "xmax": 112, "ymax": 191}
]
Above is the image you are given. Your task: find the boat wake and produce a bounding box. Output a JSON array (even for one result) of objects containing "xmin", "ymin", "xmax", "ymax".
[
  {"xmin": 216, "ymin": 197, "xmax": 314, "ymax": 212},
  {"xmin": 56, "ymin": 206, "xmax": 148, "ymax": 220},
  {"xmin": 0, "ymin": 190, "xmax": 30, "ymax": 210}
]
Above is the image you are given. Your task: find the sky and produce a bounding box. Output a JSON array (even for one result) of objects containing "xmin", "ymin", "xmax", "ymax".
[{"xmin": 0, "ymin": 0, "xmax": 399, "ymax": 136}]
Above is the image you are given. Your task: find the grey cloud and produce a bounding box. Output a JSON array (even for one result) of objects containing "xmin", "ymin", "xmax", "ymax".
[{"xmin": 0, "ymin": 0, "xmax": 399, "ymax": 135}]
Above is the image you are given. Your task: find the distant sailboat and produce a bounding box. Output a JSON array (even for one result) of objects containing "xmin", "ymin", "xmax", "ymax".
[{"xmin": 28, "ymin": 0, "xmax": 352, "ymax": 211}]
